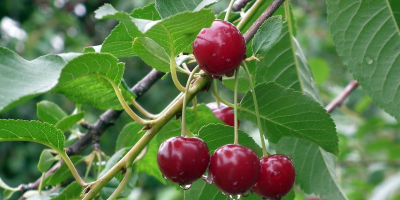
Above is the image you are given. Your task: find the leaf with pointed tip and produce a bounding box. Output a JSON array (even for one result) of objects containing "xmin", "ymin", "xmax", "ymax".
[
  {"xmin": 252, "ymin": 16, "xmax": 283, "ymax": 55},
  {"xmin": 327, "ymin": 0, "xmax": 400, "ymax": 120},
  {"xmin": 132, "ymin": 37, "xmax": 170, "ymax": 72},
  {"xmin": 0, "ymin": 120, "xmax": 65, "ymax": 151},
  {"xmin": 238, "ymin": 82, "xmax": 338, "ymax": 155},
  {"xmin": 155, "ymin": 0, "xmax": 217, "ymax": 18},
  {"xmin": 132, "ymin": 9, "xmax": 215, "ymax": 57},
  {"xmin": 198, "ymin": 124, "xmax": 262, "ymax": 156},
  {"xmin": 37, "ymin": 149, "xmax": 57, "ymax": 173},
  {"xmin": 37, "ymin": 101, "xmax": 68, "ymax": 125},
  {"xmin": 53, "ymin": 53, "xmax": 135, "ymax": 110},
  {"xmin": 50, "ymin": 181, "xmax": 82, "ymax": 200},
  {"xmin": 273, "ymin": 137, "xmax": 348, "ymax": 200},
  {"xmin": 55, "ymin": 112, "xmax": 84, "ymax": 132},
  {"xmin": 43, "ymin": 156, "xmax": 84, "ymax": 185},
  {"xmin": 0, "ymin": 47, "xmax": 66, "ymax": 112}
]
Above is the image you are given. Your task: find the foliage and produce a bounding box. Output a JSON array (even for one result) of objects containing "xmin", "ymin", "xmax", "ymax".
[{"xmin": 0, "ymin": 0, "xmax": 399, "ymax": 200}]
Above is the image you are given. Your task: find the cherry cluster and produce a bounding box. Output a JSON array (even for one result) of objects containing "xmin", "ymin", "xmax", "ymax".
[{"xmin": 157, "ymin": 20, "xmax": 296, "ymax": 200}]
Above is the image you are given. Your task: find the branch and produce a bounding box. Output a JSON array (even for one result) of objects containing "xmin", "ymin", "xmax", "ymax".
[
  {"xmin": 325, "ymin": 81, "xmax": 359, "ymax": 113},
  {"xmin": 232, "ymin": 0, "xmax": 252, "ymax": 11}
]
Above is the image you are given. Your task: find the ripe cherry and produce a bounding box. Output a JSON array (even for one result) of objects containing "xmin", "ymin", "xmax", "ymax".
[
  {"xmin": 157, "ymin": 136, "xmax": 210, "ymax": 187},
  {"xmin": 193, "ymin": 20, "xmax": 246, "ymax": 77},
  {"xmin": 209, "ymin": 144, "xmax": 260, "ymax": 195},
  {"xmin": 252, "ymin": 154, "xmax": 296, "ymax": 200},
  {"xmin": 206, "ymin": 102, "xmax": 240, "ymax": 127}
]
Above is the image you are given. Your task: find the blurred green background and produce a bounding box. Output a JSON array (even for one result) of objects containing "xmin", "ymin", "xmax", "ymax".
[{"xmin": 0, "ymin": 0, "xmax": 399, "ymax": 199}]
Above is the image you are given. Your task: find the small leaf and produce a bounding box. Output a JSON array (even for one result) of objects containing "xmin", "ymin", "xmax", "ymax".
[
  {"xmin": 155, "ymin": 0, "xmax": 218, "ymax": 18},
  {"xmin": 274, "ymin": 138, "xmax": 348, "ymax": 200},
  {"xmin": 198, "ymin": 124, "xmax": 262, "ymax": 157},
  {"xmin": 115, "ymin": 122, "xmax": 145, "ymax": 151},
  {"xmin": 136, "ymin": 140, "xmax": 166, "ymax": 184},
  {"xmin": 0, "ymin": 120, "xmax": 65, "ymax": 151},
  {"xmin": 132, "ymin": 37, "xmax": 170, "ymax": 72},
  {"xmin": 37, "ymin": 149, "xmax": 57, "ymax": 173},
  {"xmin": 50, "ymin": 181, "xmax": 82, "ymax": 200},
  {"xmin": 55, "ymin": 112, "xmax": 84, "ymax": 132},
  {"xmin": 238, "ymin": 82, "xmax": 338, "ymax": 155},
  {"xmin": 252, "ymin": 16, "xmax": 283, "ymax": 55},
  {"xmin": 43, "ymin": 156, "xmax": 84, "ymax": 185},
  {"xmin": 0, "ymin": 46, "xmax": 66, "ymax": 112},
  {"xmin": 37, "ymin": 101, "xmax": 68, "ymax": 125},
  {"xmin": 53, "ymin": 53, "xmax": 135, "ymax": 110}
]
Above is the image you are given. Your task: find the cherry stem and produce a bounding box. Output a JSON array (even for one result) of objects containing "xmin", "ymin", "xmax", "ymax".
[
  {"xmin": 193, "ymin": 96, "xmax": 198, "ymax": 133},
  {"xmin": 211, "ymin": 85, "xmax": 235, "ymax": 108},
  {"xmin": 214, "ymin": 80, "xmax": 221, "ymax": 107},
  {"xmin": 233, "ymin": 68, "xmax": 239, "ymax": 145},
  {"xmin": 224, "ymin": 0, "xmax": 236, "ymax": 21},
  {"xmin": 132, "ymin": 100, "xmax": 159, "ymax": 119},
  {"xmin": 108, "ymin": 167, "xmax": 132, "ymax": 200},
  {"xmin": 242, "ymin": 62, "xmax": 268, "ymax": 156},
  {"xmin": 181, "ymin": 65, "xmax": 200, "ymax": 137},
  {"xmin": 170, "ymin": 55, "xmax": 186, "ymax": 92}
]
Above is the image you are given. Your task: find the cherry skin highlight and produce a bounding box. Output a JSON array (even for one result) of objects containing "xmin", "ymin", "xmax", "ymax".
[
  {"xmin": 206, "ymin": 102, "xmax": 240, "ymax": 127},
  {"xmin": 252, "ymin": 154, "xmax": 296, "ymax": 200},
  {"xmin": 157, "ymin": 136, "xmax": 210, "ymax": 186},
  {"xmin": 209, "ymin": 144, "xmax": 260, "ymax": 195},
  {"xmin": 193, "ymin": 20, "xmax": 246, "ymax": 77}
]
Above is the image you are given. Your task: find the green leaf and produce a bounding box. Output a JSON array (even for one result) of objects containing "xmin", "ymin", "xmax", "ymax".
[
  {"xmin": 252, "ymin": 16, "xmax": 283, "ymax": 55},
  {"xmin": 327, "ymin": 0, "xmax": 400, "ymax": 120},
  {"xmin": 37, "ymin": 149, "xmax": 57, "ymax": 173},
  {"xmin": 37, "ymin": 101, "xmax": 68, "ymax": 125},
  {"xmin": 274, "ymin": 137, "xmax": 347, "ymax": 200},
  {"xmin": 222, "ymin": 67, "xmax": 251, "ymax": 93},
  {"xmin": 132, "ymin": 9, "xmax": 215, "ymax": 57},
  {"xmin": 186, "ymin": 104, "xmax": 225, "ymax": 134},
  {"xmin": 132, "ymin": 37, "xmax": 170, "ymax": 72},
  {"xmin": 115, "ymin": 122, "xmax": 145, "ymax": 151},
  {"xmin": 238, "ymin": 82, "xmax": 338, "ymax": 155},
  {"xmin": 155, "ymin": 0, "xmax": 217, "ymax": 18},
  {"xmin": 100, "ymin": 3, "xmax": 161, "ymax": 58},
  {"xmin": 53, "ymin": 53, "xmax": 135, "ymax": 110},
  {"xmin": 3, "ymin": 189, "xmax": 15, "ymax": 200},
  {"xmin": 0, "ymin": 120, "xmax": 65, "ymax": 151},
  {"xmin": 43, "ymin": 156, "xmax": 84, "ymax": 185},
  {"xmin": 0, "ymin": 46, "xmax": 66, "ymax": 112},
  {"xmin": 99, "ymin": 148, "xmax": 129, "ymax": 178},
  {"xmin": 50, "ymin": 181, "xmax": 82, "ymax": 200},
  {"xmin": 198, "ymin": 124, "xmax": 262, "ymax": 157},
  {"xmin": 255, "ymin": 24, "xmax": 321, "ymax": 103},
  {"xmin": 136, "ymin": 140, "xmax": 166, "ymax": 184},
  {"xmin": 55, "ymin": 112, "xmax": 84, "ymax": 132},
  {"xmin": 308, "ymin": 57, "xmax": 330, "ymax": 86}
]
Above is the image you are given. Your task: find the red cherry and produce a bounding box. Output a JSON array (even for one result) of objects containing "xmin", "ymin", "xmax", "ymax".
[
  {"xmin": 209, "ymin": 144, "xmax": 260, "ymax": 195},
  {"xmin": 252, "ymin": 154, "xmax": 296, "ymax": 200},
  {"xmin": 193, "ymin": 20, "xmax": 246, "ymax": 77},
  {"xmin": 157, "ymin": 136, "xmax": 210, "ymax": 186},
  {"xmin": 206, "ymin": 102, "xmax": 240, "ymax": 127}
]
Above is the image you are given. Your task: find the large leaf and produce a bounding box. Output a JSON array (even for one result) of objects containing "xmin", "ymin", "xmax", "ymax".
[
  {"xmin": 238, "ymin": 82, "xmax": 338, "ymax": 155},
  {"xmin": 155, "ymin": 0, "xmax": 217, "ymax": 19},
  {"xmin": 0, "ymin": 47, "xmax": 66, "ymax": 112},
  {"xmin": 53, "ymin": 53, "xmax": 135, "ymax": 110},
  {"xmin": 327, "ymin": 0, "xmax": 400, "ymax": 120},
  {"xmin": 0, "ymin": 120, "xmax": 65, "ymax": 151},
  {"xmin": 273, "ymin": 137, "xmax": 347, "ymax": 200},
  {"xmin": 198, "ymin": 124, "xmax": 262, "ymax": 157}
]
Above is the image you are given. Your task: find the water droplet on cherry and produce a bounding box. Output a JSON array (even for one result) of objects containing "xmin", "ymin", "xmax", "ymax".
[{"xmin": 179, "ymin": 184, "xmax": 192, "ymax": 190}]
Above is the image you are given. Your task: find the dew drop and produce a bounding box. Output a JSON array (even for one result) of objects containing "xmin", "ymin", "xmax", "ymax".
[
  {"xmin": 273, "ymin": 171, "xmax": 280, "ymax": 175},
  {"xmin": 233, "ymin": 181, "xmax": 238, "ymax": 186},
  {"xmin": 223, "ymin": 28, "xmax": 228, "ymax": 33},
  {"xmin": 162, "ymin": 174, "xmax": 168, "ymax": 179},
  {"xmin": 202, "ymin": 172, "xmax": 213, "ymax": 184},
  {"xmin": 222, "ymin": 42, "xmax": 226, "ymax": 46},
  {"xmin": 212, "ymin": 53, "xmax": 217, "ymax": 57},
  {"xmin": 365, "ymin": 56, "xmax": 374, "ymax": 64},
  {"xmin": 226, "ymin": 59, "xmax": 231, "ymax": 63},
  {"xmin": 229, "ymin": 194, "xmax": 241, "ymax": 200},
  {"xmin": 222, "ymin": 192, "xmax": 227, "ymax": 196},
  {"xmin": 179, "ymin": 184, "xmax": 192, "ymax": 190},
  {"xmin": 201, "ymin": 30, "xmax": 206, "ymax": 34},
  {"xmin": 180, "ymin": 172, "xmax": 185, "ymax": 176}
]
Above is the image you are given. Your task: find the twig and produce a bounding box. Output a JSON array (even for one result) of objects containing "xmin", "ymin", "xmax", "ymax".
[
  {"xmin": 325, "ymin": 81, "xmax": 359, "ymax": 113},
  {"xmin": 232, "ymin": 0, "xmax": 252, "ymax": 11},
  {"xmin": 242, "ymin": 0, "xmax": 286, "ymax": 44}
]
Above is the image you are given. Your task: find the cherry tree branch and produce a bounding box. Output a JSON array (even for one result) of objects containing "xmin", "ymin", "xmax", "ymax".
[
  {"xmin": 325, "ymin": 80, "xmax": 359, "ymax": 113},
  {"xmin": 232, "ymin": 0, "xmax": 252, "ymax": 11}
]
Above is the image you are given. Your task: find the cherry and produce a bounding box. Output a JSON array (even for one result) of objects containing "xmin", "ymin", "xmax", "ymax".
[
  {"xmin": 209, "ymin": 144, "xmax": 260, "ymax": 195},
  {"xmin": 157, "ymin": 136, "xmax": 210, "ymax": 187},
  {"xmin": 206, "ymin": 102, "xmax": 240, "ymax": 127},
  {"xmin": 193, "ymin": 20, "xmax": 246, "ymax": 77},
  {"xmin": 252, "ymin": 154, "xmax": 296, "ymax": 200}
]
